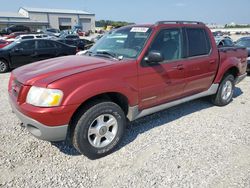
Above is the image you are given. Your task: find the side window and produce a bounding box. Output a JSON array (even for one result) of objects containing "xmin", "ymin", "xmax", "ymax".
[
  {"xmin": 186, "ymin": 28, "xmax": 211, "ymax": 57},
  {"xmin": 37, "ymin": 40, "xmax": 55, "ymax": 49},
  {"xmin": 16, "ymin": 41, "xmax": 35, "ymax": 50},
  {"xmin": 53, "ymin": 42, "xmax": 64, "ymax": 48},
  {"xmin": 149, "ymin": 28, "xmax": 182, "ymax": 61},
  {"xmin": 47, "ymin": 41, "xmax": 56, "ymax": 48}
]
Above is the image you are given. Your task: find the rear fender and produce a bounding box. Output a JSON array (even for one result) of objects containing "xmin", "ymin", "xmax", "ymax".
[{"xmin": 214, "ymin": 56, "xmax": 240, "ymax": 83}]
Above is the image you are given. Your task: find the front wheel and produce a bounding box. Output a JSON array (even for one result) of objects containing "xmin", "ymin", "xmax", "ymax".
[
  {"xmin": 0, "ymin": 59, "xmax": 9, "ymax": 73},
  {"xmin": 71, "ymin": 101, "xmax": 126, "ymax": 159},
  {"xmin": 211, "ymin": 74, "xmax": 235, "ymax": 106}
]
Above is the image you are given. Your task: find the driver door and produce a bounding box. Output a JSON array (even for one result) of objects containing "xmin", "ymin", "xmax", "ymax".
[
  {"xmin": 10, "ymin": 40, "xmax": 35, "ymax": 68},
  {"xmin": 138, "ymin": 28, "xmax": 186, "ymax": 110}
]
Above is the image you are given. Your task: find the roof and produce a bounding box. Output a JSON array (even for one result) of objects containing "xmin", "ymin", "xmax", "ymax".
[
  {"xmin": 1, "ymin": 20, "xmax": 49, "ymax": 25},
  {"xmin": 0, "ymin": 12, "xmax": 28, "ymax": 18},
  {"xmin": 21, "ymin": 7, "xmax": 94, "ymax": 15}
]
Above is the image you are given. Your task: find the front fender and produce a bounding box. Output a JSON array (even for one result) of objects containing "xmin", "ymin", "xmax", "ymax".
[{"xmin": 59, "ymin": 78, "xmax": 139, "ymax": 107}]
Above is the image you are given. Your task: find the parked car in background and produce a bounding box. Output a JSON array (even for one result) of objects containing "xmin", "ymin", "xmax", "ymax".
[
  {"xmin": 0, "ymin": 39, "xmax": 76, "ymax": 73},
  {"xmin": 76, "ymin": 29, "xmax": 84, "ymax": 36},
  {"xmin": 0, "ymin": 40, "xmax": 11, "ymax": 48},
  {"xmin": 6, "ymin": 34, "xmax": 52, "ymax": 42},
  {"xmin": 91, "ymin": 34, "xmax": 104, "ymax": 43},
  {"xmin": 8, "ymin": 21, "xmax": 248, "ymax": 159},
  {"xmin": 0, "ymin": 31, "xmax": 31, "ymax": 40},
  {"xmin": 44, "ymin": 28, "xmax": 61, "ymax": 37},
  {"xmin": 235, "ymin": 37, "xmax": 250, "ymax": 72},
  {"xmin": 60, "ymin": 30, "xmax": 74, "ymax": 36},
  {"xmin": 213, "ymin": 31, "xmax": 223, "ymax": 37},
  {"xmin": 215, "ymin": 36, "xmax": 234, "ymax": 47},
  {"xmin": 0, "ymin": 25, "xmax": 31, "ymax": 35},
  {"xmin": 56, "ymin": 38, "xmax": 93, "ymax": 51},
  {"xmin": 59, "ymin": 34, "xmax": 79, "ymax": 39}
]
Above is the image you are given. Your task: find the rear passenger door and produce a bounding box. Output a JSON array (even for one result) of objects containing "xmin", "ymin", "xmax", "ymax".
[
  {"xmin": 33, "ymin": 40, "xmax": 57, "ymax": 62},
  {"xmin": 182, "ymin": 27, "xmax": 218, "ymax": 96}
]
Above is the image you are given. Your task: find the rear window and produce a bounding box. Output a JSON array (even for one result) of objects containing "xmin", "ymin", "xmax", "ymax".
[
  {"xmin": 186, "ymin": 28, "xmax": 211, "ymax": 57},
  {"xmin": 22, "ymin": 36, "xmax": 34, "ymax": 39},
  {"xmin": 66, "ymin": 35, "xmax": 79, "ymax": 39}
]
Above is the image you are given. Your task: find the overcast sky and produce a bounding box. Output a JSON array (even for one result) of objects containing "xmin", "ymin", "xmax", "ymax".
[{"xmin": 1, "ymin": 0, "xmax": 250, "ymax": 24}]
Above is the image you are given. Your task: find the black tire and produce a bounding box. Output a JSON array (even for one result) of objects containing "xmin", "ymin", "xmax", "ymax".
[
  {"xmin": 0, "ymin": 59, "xmax": 9, "ymax": 73},
  {"xmin": 211, "ymin": 74, "xmax": 235, "ymax": 106},
  {"xmin": 71, "ymin": 101, "xmax": 126, "ymax": 159}
]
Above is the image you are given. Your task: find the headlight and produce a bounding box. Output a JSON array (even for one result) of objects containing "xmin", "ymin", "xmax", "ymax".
[{"xmin": 26, "ymin": 86, "xmax": 63, "ymax": 107}]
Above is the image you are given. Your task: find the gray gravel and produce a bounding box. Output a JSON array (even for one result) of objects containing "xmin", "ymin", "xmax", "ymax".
[{"xmin": 0, "ymin": 72, "xmax": 250, "ymax": 188}]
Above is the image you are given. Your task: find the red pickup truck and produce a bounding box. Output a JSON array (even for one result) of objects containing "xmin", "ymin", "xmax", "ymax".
[{"xmin": 8, "ymin": 21, "xmax": 248, "ymax": 159}]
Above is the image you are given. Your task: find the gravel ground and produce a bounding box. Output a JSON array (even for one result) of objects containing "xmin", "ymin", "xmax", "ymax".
[{"xmin": 0, "ymin": 72, "xmax": 249, "ymax": 188}]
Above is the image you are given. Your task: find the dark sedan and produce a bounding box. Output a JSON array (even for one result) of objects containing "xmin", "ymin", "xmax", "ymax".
[
  {"xmin": 0, "ymin": 39, "xmax": 76, "ymax": 73},
  {"xmin": 235, "ymin": 37, "xmax": 250, "ymax": 73}
]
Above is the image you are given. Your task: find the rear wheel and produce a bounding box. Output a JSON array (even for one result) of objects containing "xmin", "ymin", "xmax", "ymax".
[
  {"xmin": 211, "ymin": 74, "xmax": 235, "ymax": 106},
  {"xmin": 0, "ymin": 59, "xmax": 9, "ymax": 73},
  {"xmin": 71, "ymin": 101, "xmax": 126, "ymax": 159}
]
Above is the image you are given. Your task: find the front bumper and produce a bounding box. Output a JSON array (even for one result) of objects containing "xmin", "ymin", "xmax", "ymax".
[
  {"xmin": 235, "ymin": 73, "xmax": 247, "ymax": 85},
  {"xmin": 9, "ymin": 98, "xmax": 68, "ymax": 142}
]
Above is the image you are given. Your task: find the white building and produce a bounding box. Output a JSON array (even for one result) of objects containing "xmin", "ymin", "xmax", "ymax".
[{"xmin": 0, "ymin": 7, "xmax": 95, "ymax": 32}]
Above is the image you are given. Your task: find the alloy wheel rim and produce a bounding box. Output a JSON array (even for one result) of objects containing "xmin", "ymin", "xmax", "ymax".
[
  {"xmin": 221, "ymin": 80, "xmax": 233, "ymax": 101},
  {"xmin": 0, "ymin": 61, "xmax": 6, "ymax": 72},
  {"xmin": 88, "ymin": 114, "xmax": 118, "ymax": 148}
]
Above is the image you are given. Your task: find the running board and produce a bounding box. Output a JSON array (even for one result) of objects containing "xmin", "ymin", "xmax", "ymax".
[{"xmin": 127, "ymin": 84, "xmax": 219, "ymax": 121}]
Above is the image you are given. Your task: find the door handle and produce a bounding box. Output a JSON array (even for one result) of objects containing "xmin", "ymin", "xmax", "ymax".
[
  {"xmin": 209, "ymin": 60, "xmax": 216, "ymax": 64},
  {"xmin": 173, "ymin": 64, "xmax": 184, "ymax": 70}
]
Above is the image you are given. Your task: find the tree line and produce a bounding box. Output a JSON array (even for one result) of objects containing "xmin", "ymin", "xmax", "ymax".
[
  {"xmin": 225, "ymin": 24, "xmax": 250, "ymax": 28},
  {"xmin": 96, "ymin": 20, "xmax": 135, "ymax": 29}
]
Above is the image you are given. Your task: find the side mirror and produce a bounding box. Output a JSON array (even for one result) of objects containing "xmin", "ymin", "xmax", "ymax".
[{"xmin": 145, "ymin": 51, "xmax": 163, "ymax": 63}]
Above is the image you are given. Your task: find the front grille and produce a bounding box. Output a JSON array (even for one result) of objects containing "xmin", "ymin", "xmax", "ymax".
[{"xmin": 11, "ymin": 79, "xmax": 22, "ymax": 98}]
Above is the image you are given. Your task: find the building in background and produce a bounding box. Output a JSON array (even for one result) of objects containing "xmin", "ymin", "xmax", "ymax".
[{"xmin": 0, "ymin": 7, "xmax": 95, "ymax": 31}]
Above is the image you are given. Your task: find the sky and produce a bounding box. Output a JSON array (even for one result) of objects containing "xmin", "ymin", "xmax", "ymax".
[{"xmin": 0, "ymin": 0, "xmax": 250, "ymax": 24}]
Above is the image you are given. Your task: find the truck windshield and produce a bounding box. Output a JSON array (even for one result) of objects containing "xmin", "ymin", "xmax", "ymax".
[{"xmin": 89, "ymin": 26, "xmax": 152, "ymax": 59}]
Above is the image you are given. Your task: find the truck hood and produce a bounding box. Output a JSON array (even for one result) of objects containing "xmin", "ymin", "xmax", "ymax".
[{"xmin": 13, "ymin": 55, "xmax": 116, "ymax": 86}]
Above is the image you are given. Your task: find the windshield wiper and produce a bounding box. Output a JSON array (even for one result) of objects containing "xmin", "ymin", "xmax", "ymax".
[
  {"xmin": 94, "ymin": 51, "xmax": 119, "ymax": 60},
  {"xmin": 85, "ymin": 50, "xmax": 93, "ymax": 56}
]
